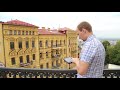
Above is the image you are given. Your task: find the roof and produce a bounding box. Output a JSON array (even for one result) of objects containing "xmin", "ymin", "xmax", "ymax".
[
  {"xmin": 4, "ymin": 19, "xmax": 39, "ymax": 28},
  {"xmin": 58, "ymin": 27, "xmax": 72, "ymax": 31},
  {"xmin": 58, "ymin": 27, "xmax": 75, "ymax": 33},
  {"xmin": 38, "ymin": 29, "xmax": 65, "ymax": 35},
  {"xmin": 0, "ymin": 21, "xmax": 4, "ymax": 24},
  {"xmin": 0, "ymin": 21, "xmax": 4, "ymax": 23}
]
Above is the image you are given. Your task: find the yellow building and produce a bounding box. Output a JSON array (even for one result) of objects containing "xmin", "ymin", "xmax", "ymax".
[{"xmin": 0, "ymin": 19, "xmax": 78, "ymax": 69}]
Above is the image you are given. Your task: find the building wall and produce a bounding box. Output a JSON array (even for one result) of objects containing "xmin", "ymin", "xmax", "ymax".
[
  {"xmin": 0, "ymin": 23, "xmax": 5, "ymax": 65},
  {"xmin": 66, "ymin": 30, "xmax": 78, "ymax": 69},
  {"xmin": 38, "ymin": 29, "xmax": 78, "ymax": 69},
  {"xmin": 2, "ymin": 24, "xmax": 39, "ymax": 68},
  {"xmin": 106, "ymin": 64, "xmax": 120, "ymax": 69},
  {"xmin": 38, "ymin": 34, "xmax": 67, "ymax": 69},
  {"xmin": 0, "ymin": 23, "xmax": 78, "ymax": 69}
]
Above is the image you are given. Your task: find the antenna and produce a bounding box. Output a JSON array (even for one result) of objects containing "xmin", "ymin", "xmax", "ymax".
[
  {"xmin": 58, "ymin": 24, "xmax": 60, "ymax": 30},
  {"xmin": 59, "ymin": 24, "xmax": 60, "ymax": 28}
]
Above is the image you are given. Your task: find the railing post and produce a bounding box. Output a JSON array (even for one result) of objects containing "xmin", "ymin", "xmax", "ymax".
[{"xmin": 69, "ymin": 64, "xmax": 70, "ymax": 69}]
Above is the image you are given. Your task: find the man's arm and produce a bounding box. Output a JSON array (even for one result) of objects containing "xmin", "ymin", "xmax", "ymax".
[
  {"xmin": 73, "ymin": 42, "xmax": 97, "ymax": 75},
  {"xmin": 72, "ymin": 58, "xmax": 89, "ymax": 75}
]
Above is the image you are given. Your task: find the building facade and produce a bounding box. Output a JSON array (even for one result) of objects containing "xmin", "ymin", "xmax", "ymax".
[{"xmin": 0, "ymin": 20, "xmax": 78, "ymax": 69}]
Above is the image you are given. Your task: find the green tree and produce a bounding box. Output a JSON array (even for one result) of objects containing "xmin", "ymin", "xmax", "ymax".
[
  {"xmin": 105, "ymin": 40, "xmax": 120, "ymax": 65},
  {"xmin": 113, "ymin": 40, "xmax": 120, "ymax": 65},
  {"xmin": 105, "ymin": 46, "xmax": 111, "ymax": 64},
  {"xmin": 114, "ymin": 40, "xmax": 120, "ymax": 50},
  {"xmin": 102, "ymin": 40, "xmax": 110, "ymax": 65},
  {"xmin": 102, "ymin": 40, "xmax": 110, "ymax": 51},
  {"xmin": 106, "ymin": 46, "xmax": 117, "ymax": 64}
]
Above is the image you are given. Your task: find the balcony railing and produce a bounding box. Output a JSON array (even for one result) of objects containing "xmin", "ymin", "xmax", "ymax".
[
  {"xmin": 51, "ymin": 45, "xmax": 62, "ymax": 49},
  {"xmin": 52, "ymin": 45, "xmax": 57, "ymax": 48},
  {"xmin": 71, "ymin": 50, "xmax": 77, "ymax": 53},
  {"xmin": 20, "ymin": 62, "xmax": 31, "ymax": 67},
  {"xmin": 0, "ymin": 68, "xmax": 120, "ymax": 78},
  {"xmin": 51, "ymin": 54, "xmax": 61, "ymax": 58}
]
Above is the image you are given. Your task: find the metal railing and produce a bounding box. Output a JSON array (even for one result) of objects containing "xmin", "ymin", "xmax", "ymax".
[{"xmin": 0, "ymin": 68, "xmax": 120, "ymax": 78}]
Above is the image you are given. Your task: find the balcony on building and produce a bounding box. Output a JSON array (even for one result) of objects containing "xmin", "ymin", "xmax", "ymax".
[{"xmin": 51, "ymin": 44, "xmax": 62, "ymax": 49}]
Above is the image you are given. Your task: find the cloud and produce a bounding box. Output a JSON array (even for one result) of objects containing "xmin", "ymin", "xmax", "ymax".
[{"xmin": 0, "ymin": 12, "xmax": 120, "ymax": 39}]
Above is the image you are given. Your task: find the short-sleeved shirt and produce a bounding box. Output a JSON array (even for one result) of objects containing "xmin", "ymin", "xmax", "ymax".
[{"xmin": 77, "ymin": 35, "xmax": 105, "ymax": 78}]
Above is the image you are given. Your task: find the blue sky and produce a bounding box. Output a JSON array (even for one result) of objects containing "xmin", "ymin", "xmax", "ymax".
[{"xmin": 0, "ymin": 12, "xmax": 120, "ymax": 39}]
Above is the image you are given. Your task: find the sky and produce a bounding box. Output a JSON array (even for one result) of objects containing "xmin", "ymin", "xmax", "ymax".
[{"xmin": 0, "ymin": 12, "xmax": 120, "ymax": 39}]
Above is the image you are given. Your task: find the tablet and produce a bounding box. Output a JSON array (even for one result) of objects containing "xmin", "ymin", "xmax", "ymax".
[{"xmin": 64, "ymin": 57, "xmax": 73, "ymax": 64}]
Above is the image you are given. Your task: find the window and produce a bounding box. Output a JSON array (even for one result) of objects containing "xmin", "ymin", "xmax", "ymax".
[
  {"xmin": 26, "ymin": 41, "xmax": 29, "ymax": 48},
  {"xmin": 18, "ymin": 41, "xmax": 22, "ymax": 49},
  {"xmin": 60, "ymin": 40, "xmax": 62, "ymax": 45},
  {"xmin": 14, "ymin": 30, "xmax": 17, "ymax": 35},
  {"xmin": 10, "ymin": 42, "xmax": 14, "ymax": 50},
  {"xmin": 18, "ymin": 30, "xmax": 21, "ymax": 35},
  {"xmin": 56, "ymin": 40, "xmax": 58, "ymax": 47},
  {"xmin": 56, "ymin": 50, "xmax": 59, "ymax": 54},
  {"xmin": 51, "ymin": 51, "xmax": 53, "ymax": 57},
  {"xmin": 64, "ymin": 49, "xmax": 66, "ymax": 54},
  {"xmin": 60, "ymin": 49, "xmax": 62, "ymax": 54},
  {"xmin": 32, "ymin": 31, "xmax": 34, "ymax": 35},
  {"xmin": 40, "ymin": 65, "xmax": 43, "ymax": 69},
  {"xmin": 51, "ymin": 40, "xmax": 53, "ymax": 47},
  {"xmin": 22, "ymin": 31, "xmax": 24, "ymax": 35},
  {"xmin": 69, "ymin": 39, "xmax": 70, "ymax": 45},
  {"xmin": 9, "ymin": 30, "xmax": 12, "ymax": 35},
  {"xmin": 64, "ymin": 40, "xmax": 65, "ymax": 45},
  {"xmin": 32, "ymin": 41, "xmax": 35, "ymax": 48},
  {"xmin": 46, "ymin": 63, "xmax": 49, "ymax": 68},
  {"xmin": 26, "ymin": 31, "xmax": 28, "ymax": 35},
  {"xmin": 40, "ymin": 53, "xmax": 42, "ymax": 58},
  {"xmin": 19, "ymin": 56, "xmax": 23, "ymax": 63},
  {"xmin": 33, "ymin": 54, "xmax": 35, "ymax": 60},
  {"xmin": 11, "ymin": 58, "xmax": 15, "ymax": 65},
  {"xmin": 56, "ymin": 60, "xmax": 58, "ymax": 66},
  {"xmin": 46, "ymin": 52, "xmax": 48, "ymax": 58},
  {"xmin": 26, "ymin": 55, "xmax": 30, "ymax": 63},
  {"xmin": 52, "ymin": 62, "xmax": 54, "ymax": 67},
  {"xmin": 39, "ymin": 41, "xmax": 42, "ymax": 47},
  {"xmin": 46, "ymin": 40, "xmax": 48, "ymax": 47},
  {"xmin": 29, "ymin": 31, "xmax": 31, "ymax": 35}
]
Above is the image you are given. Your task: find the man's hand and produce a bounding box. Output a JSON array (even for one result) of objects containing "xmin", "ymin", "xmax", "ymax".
[
  {"xmin": 71, "ymin": 58, "xmax": 89, "ymax": 75},
  {"xmin": 72, "ymin": 58, "xmax": 80, "ymax": 65}
]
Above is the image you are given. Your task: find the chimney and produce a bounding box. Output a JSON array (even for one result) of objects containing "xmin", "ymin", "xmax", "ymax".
[
  {"xmin": 42, "ymin": 27, "xmax": 45, "ymax": 30},
  {"xmin": 0, "ymin": 21, "xmax": 3, "ymax": 23},
  {"xmin": 48, "ymin": 28, "xmax": 50, "ymax": 31}
]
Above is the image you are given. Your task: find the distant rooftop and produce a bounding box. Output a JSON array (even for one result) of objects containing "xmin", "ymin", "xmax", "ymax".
[
  {"xmin": 58, "ymin": 27, "xmax": 73, "ymax": 31},
  {"xmin": 4, "ymin": 19, "xmax": 39, "ymax": 28},
  {"xmin": 38, "ymin": 28, "xmax": 65, "ymax": 35}
]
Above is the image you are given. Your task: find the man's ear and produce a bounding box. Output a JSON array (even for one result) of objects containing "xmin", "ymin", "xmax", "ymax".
[{"xmin": 82, "ymin": 28, "xmax": 86, "ymax": 33}]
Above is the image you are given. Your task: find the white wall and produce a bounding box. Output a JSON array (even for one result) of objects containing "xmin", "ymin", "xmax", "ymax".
[{"xmin": 108, "ymin": 64, "xmax": 120, "ymax": 69}]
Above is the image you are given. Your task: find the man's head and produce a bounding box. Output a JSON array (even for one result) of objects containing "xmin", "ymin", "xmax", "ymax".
[{"xmin": 76, "ymin": 21, "xmax": 93, "ymax": 41}]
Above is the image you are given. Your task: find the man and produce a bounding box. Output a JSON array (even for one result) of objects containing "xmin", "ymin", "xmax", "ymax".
[{"xmin": 72, "ymin": 21, "xmax": 105, "ymax": 78}]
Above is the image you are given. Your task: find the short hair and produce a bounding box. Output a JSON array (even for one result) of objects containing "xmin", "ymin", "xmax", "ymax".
[{"xmin": 77, "ymin": 21, "xmax": 92, "ymax": 32}]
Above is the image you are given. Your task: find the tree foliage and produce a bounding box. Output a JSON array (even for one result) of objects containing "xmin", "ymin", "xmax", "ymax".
[
  {"xmin": 102, "ymin": 40, "xmax": 110, "ymax": 51},
  {"xmin": 102, "ymin": 40, "xmax": 120, "ymax": 65}
]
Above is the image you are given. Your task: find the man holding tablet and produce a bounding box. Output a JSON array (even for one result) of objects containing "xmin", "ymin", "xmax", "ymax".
[{"xmin": 66, "ymin": 21, "xmax": 105, "ymax": 78}]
